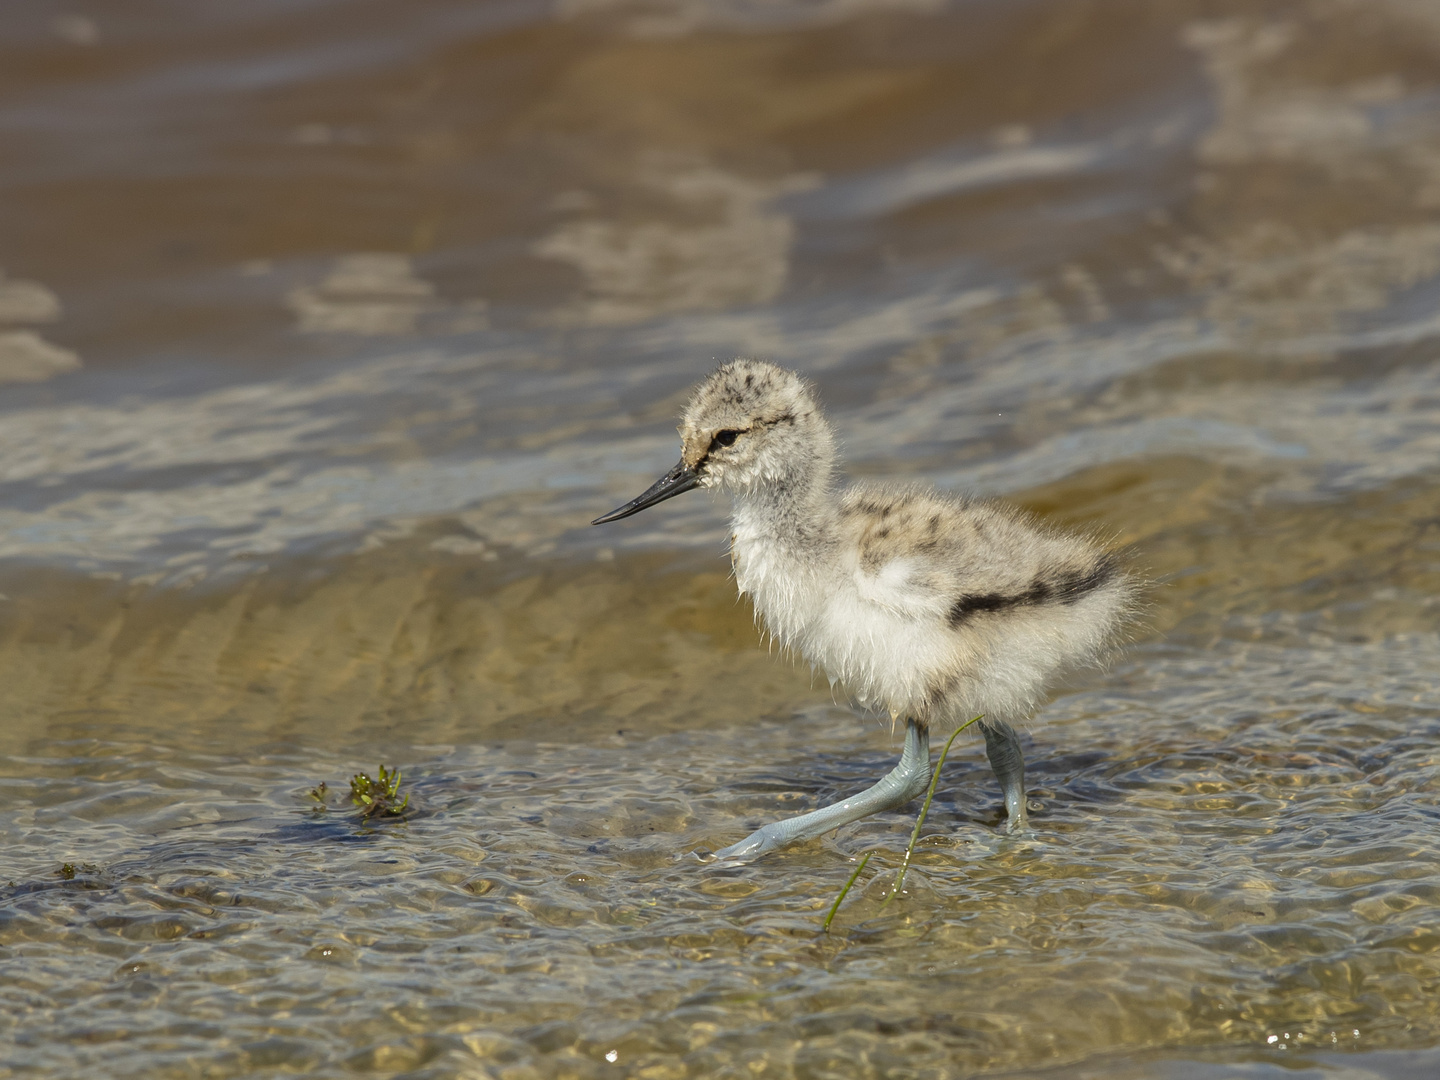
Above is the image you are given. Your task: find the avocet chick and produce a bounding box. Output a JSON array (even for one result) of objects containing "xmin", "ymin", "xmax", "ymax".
[{"xmin": 595, "ymin": 359, "xmax": 1137, "ymax": 861}]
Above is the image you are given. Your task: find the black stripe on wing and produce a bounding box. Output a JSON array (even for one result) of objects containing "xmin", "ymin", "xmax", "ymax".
[{"xmin": 947, "ymin": 552, "xmax": 1118, "ymax": 628}]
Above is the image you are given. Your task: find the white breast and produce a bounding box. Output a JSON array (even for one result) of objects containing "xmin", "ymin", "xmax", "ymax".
[{"xmin": 731, "ymin": 527, "xmax": 955, "ymax": 718}]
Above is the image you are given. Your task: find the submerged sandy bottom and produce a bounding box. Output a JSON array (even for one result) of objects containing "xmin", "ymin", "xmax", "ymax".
[{"xmin": 4, "ymin": 465, "xmax": 1440, "ymax": 1078}]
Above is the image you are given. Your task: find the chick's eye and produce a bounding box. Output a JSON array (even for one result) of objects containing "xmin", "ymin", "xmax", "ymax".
[{"xmin": 712, "ymin": 429, "xmax": 741, "ymax": 448}]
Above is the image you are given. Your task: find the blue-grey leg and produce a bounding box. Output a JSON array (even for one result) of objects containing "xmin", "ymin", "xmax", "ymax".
[
  {"xmin": 714, "ymin": 719, "xmax": 932, "ymax": 862},
  {"xmin": 982, "ymin": 719, "xmax": 1028, "ymax": 831}
]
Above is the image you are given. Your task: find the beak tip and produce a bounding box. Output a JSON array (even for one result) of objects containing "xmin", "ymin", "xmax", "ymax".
[
  {"xmin": 591, "ymin": 505, "xmax": 636, "ymax": 526},
  {"xmin": 592, "ymin": 460, "xmax": 699, "ymax": 527}
]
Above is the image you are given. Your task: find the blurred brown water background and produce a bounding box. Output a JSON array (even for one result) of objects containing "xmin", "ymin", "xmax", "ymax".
[{"xmin": 4, "ymin": 1, "xmax": 1440, "ymax": 1077}]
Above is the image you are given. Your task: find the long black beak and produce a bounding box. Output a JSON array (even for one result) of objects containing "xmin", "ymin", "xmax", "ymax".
[{"xmin": 592, "ymin": 460, "xmax": 700, "ymax": 524}]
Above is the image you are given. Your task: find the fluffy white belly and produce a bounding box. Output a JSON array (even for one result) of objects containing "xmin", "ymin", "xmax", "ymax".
[
  {"xmin": 734, "ymin": 536, "xmax": 952, "ymax": 716},
  {"xmin": 804, "ymin": 590, "xmax": 954, "ymax": 713}
]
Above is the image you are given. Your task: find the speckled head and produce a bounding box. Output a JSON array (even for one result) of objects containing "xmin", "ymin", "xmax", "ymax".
[
  {"xmin": 678, "ymin": 359, "xmax": 831, "ymax": 493},
  {"xmin": 592, "ymin": 358, "xmax": 835, "ymax": 525}
]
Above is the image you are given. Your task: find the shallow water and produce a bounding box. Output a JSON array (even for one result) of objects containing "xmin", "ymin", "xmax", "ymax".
[{"xmin": 4, "ymin": 1, "xmax": 1440, "ymax": 1077}]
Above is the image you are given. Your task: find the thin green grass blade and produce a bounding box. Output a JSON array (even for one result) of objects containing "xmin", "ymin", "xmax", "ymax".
[
  {"xmin": 881, "ymin": 714, "xmax": 983, "ymax": 911},
  {"xmin": 822, "ymin": 850, "xmax": 874, "ymax": 933}
]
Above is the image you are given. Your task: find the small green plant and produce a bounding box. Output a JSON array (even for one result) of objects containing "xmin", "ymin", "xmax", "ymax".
[
  {"xmin": 308, "ymin": 781, "xmax": 329, "ymax": 809},
  {"xmin": 822, "ymin": 715, "xmax": 983, "ymax": 931},
  {"xmin": 884, "ymin": 715, "xmax": 982, "ymax": 907},
  {"xmin": 822, "ymin": 851, "xmax": 873, "ymax": 932},
  {"xmin": 56, "ymin": 862, "xmax": 99, "ymax": 880},
  {"xmin": 349, "ymin": 764, "xmax": 409, "ymax": 819}
]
